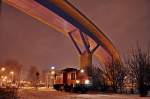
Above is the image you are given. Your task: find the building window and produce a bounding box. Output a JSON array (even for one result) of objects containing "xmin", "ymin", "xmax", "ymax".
[{"xmin": 71, "ymin": 73, "xmax": 75, "ymax": 80}]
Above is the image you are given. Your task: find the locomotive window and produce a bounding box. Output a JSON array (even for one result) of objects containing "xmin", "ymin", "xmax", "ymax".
[{"xmin": 71, "ymin": 73, "xmax": 75, "ymax": 80}]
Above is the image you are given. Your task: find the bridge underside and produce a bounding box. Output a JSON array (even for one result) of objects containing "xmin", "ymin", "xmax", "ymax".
[{"xmin": 2, "ymin": 0, "xmax": 121, "ymax": 69}]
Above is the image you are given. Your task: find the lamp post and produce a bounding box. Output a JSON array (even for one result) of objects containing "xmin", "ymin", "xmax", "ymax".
[
  {"xmin": 2, "ymin": 76, "xmax": 7, "ymax": 82},
  {"xmin": 0, "ymin": 67, "xmax": 6, "ymax": 87},
  {"xmin": 0, "ymin": 67, "xmax": 6, "ymax": 77},
  {"xmin": 50, "ymin": 66, "xmax": 55, "ymax": 87},
  {"xmin": 10, "ymin": 71, "xmax": 14, "ymax": 82},
  {"xmin": 1, "ymin": 67, "xmax": 6, "ymax": 72},
  {"xmin": 51, "ymin": 66, "xmax": 55, "ymax": 70}
]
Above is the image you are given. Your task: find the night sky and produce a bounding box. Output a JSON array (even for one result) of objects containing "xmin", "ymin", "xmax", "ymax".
[{"xmin": 0, "ymin": 0, "xmax": 150, "ymax": 70}]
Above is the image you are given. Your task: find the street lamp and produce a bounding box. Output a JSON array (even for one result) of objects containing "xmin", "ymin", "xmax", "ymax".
[
  {"xmin": 10, "ymin": 71, "xmax": 14, "ymax": 75},
  {"xmin": 10, "ymin": 71, "xmax": 14, "ymax": 82},
  {"xmin": 1, "ymin": 67, "xmax": 5, "ymax": 72},
  {"xmin": 51, "ymin": 66, "xmax": 55, "ymax": 70},
  {"xmin": 49, "ymin": 66, "xmax": 55, "ymax": 87},
  {"xmin": 2, "ymin": 76, "xmax": 7, "ymax": 82},
  {"xmin": 4, "ymin": 76, "xmax": 7, "ymax": 80},
  {"xmin": 0, "ymin": 67, "xmax": 6, "ymax": 87},
  {"xmin": 0, "ymin": 67, "xmax": 6, "ymax": 81},
  {"xmin": 1, "ymin": 76, "xmax": 4, "ymax": 79}
]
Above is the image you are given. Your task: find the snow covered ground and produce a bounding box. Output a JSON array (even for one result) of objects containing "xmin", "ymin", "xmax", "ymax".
[{"xmin": 18, "ymin": 88, "xmax": 150, "ymax": 99}]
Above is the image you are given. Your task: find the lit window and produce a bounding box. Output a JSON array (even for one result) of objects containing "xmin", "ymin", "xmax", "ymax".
[{"xmin": 71, "ymin": 73, "xmax": 75, "ymax": 80}]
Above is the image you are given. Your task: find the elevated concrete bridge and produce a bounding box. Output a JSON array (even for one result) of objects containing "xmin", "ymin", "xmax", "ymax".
[{"xmin": 1, "ymin": 0, "xmax": 121, "ymax": 74}]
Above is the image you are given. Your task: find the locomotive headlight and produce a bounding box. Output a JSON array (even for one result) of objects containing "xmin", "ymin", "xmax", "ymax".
[
  {"xmin": 85, "ymin": 79, "xmax": 90, "ymax": 84},
  {"xmin": 80, "ymin": 69, "xmax": 84, "ymax": 73},
  {"xmin": 76, "ymin": 80, "xmax": 80, "ymax": 84}
]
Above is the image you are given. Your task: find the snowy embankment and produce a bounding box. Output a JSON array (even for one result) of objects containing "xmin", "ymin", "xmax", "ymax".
[{"xmin": 18, "ymin": 88, "xmax": 150, "ymax": 99}]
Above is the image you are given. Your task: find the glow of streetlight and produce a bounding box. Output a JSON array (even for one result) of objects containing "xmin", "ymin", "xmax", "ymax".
[
  {"xmin": 10, "ymin": 71, "xmax": 14, "ymax": 82},
  {"xmin": 4, "ymin": 76, "xmax": 7, "ymax": 79},
  {"xmin": 1, "ymin": 67, "xmax": 6, "ymax": 71},
  {"xmin": 2, "ymin": 79, "xmax": 6, "ymax": 82},
  {"xmin": 85, "ymin": 79, "xmax": 90, "ymax": 84},
  {"xmin": 2, "ymin": 76, "xmax": 8, "ymax": 82},
  {"xmin": 51, "ymin": 66, "xmax": 55, "ymax": 70},
  {"xmin": 10, "ymin": 71, "xmax": 14, "ymax": 75}
]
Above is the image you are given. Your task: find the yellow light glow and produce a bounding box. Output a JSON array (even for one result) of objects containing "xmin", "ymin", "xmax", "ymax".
[
  {"xmin": 10, "ymin": 71, "xmax": 14, "ymax": 75},
  {"xmin": 85, "ymin": 79, "xmax": 90, "ymax": 84},
  {"xmin": 76, "ymin": 80, "xmax": 80, "ymax": 84},
  {"xmin": 1, "ymin": 76, "xmax": 4, "ymax": 78},
  {"xmin": 51, "ymin": 66, "xmax": 55, "ymax": 70},
  {"xmin": 1, "ymin": 67, "xmax": 6, "ymax": 71},
  {"xmin": 80, "ymin": 69, "xmax": 84, "ymax": 73}
]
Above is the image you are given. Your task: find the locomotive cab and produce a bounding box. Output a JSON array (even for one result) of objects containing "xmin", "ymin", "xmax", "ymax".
[{"xmin": 53, "ymin": 68, "xmax": 92, "ymax": 93}]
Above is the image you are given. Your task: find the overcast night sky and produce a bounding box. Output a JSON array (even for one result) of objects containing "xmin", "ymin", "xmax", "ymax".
[{"xmin": 0, "ymin": 0, "xmax": 150, "ymax": 70}]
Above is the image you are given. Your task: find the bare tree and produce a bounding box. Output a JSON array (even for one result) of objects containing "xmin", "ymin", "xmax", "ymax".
[
  {"xmin": 27, "ymin": 66, "xmax": 39, "ymax": 87},
  {"xmin": 102, "ymin": 58, "xmax": 126, "ymax": 93},
  {"xmin": 4, "ymin": 59, "xmax": 22, "ymax": 82},
  {"xmin": 91, "ymin": 66, "xmax": 104, "ymax": 90},
  {"xmin": 127, "ymin": 44, "xmax": 150, "ymax": 96},
  {"xmin": 35, "ymin": 72, "xmax": 40, "ymax": 89}
]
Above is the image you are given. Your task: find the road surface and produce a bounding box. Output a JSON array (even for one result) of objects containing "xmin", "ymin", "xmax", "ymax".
[{"xmin": 18, "ymin": 87, "xmax": 149, "ymax": 99}]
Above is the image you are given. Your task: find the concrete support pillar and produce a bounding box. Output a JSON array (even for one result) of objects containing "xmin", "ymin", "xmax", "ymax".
[
  {"xmin": 80, "ymin": 51, "xmax": 92, "ymax": 76},
  {"xmin": 68, "ymin": 29, "xmax": 99, "ymax": 77}
]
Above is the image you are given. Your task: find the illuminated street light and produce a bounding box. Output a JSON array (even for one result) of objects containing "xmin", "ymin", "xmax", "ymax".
[
  {"xmin": 10, "ymin": 71, "xmax": 14, "ymax": 75},
  {"xmin": 2, "ymin": 78, "xmax": 6, "ymax": 82},
  {"xmin": 85, "ymin": 79, "xmax": 90, "ymax": 84},
  {"xmin": 0, "ymin": 67, "xmax": 6, "ymax": 84},
  {"xmin": 1, "ymin": 76, "xmax": 4, "ymax": 79},
  {"xmin": 3, "ymin": 76, "xmax": 7, "ymax": 82},
  {"xmin": 1, "ymin": 67, "xmax": 6, "ymax": 72},
  {"xmin": 10, "ymin": 71, "xmax": 14, "ymax": 82},
  {"xmin": 51, "ymin": 66, "xmax": 55, "ymax": 70},
  {"xmin": 76, "ymin": 80, "xmax": 80, "ymax": 84},
  {"xmin": 4, "ymin": 76, "xmax": 7, "ymax": 79}
]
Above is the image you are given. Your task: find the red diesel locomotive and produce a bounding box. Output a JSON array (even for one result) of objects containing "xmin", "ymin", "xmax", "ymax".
[{"xmin": 53, "ymin": 68, "xmax": 92, "ymax": 93}]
